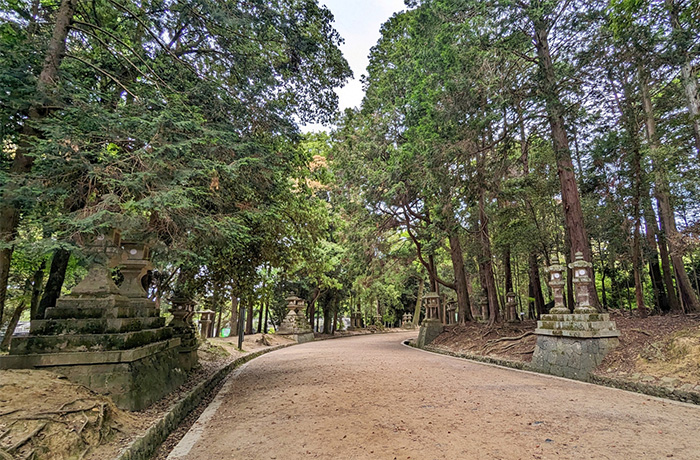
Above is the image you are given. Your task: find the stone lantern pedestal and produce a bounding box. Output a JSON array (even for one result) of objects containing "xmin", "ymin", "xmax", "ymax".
[
  {"xmin": 198, "ymin": 309, "xmax": 216, "ymax": 339},
  {"xmin": 532, "ymin": 252, "xmax": 619, "ymax": 380},
  {"xmin": 0, "ymin": 232, "xmax": 187, "ymax": 410},
  {"xmin": 277, "ymin": 294, "xmax": 314, "ymax": 343},
  {"xmin": 417, "ymin": 292, "xmax": 443, "ymax": 348}
]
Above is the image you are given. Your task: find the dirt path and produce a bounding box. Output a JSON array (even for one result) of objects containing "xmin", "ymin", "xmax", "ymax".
[{"xmin": 167, "ymin": 332, "xmax": 700, "ymax": 460}]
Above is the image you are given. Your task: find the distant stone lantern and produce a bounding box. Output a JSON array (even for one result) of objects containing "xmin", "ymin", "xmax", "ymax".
[
  {"xmin": 546, "ymin": 252, "xmax": 569, "ymax": 314},
  {"xmin": 278, "ymin": 293, "xmax": 313, "ymax": 343},
  {"xmin": 506, "ymin": 291, "xmax": 517, "ymax": 322},
  {"xmin": 569, "ymin": 251, "xmax": 596, "ymax": 314},
  {"xmin": 198, "ymin": 309, "xmax": 216, "ymax": 339},
  {"xmin": 424, "ymin": 292, "xmax": 440, "ymax": 320},
  {"xmin": 446, "ymin": 302, "xmax": 457, "ymax": 325},
  {"xmin": 286, "ymin": 293, "xmax": 305, "ymax": 313}
]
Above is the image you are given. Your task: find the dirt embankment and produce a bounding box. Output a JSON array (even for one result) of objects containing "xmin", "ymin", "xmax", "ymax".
[{"xmin": 431, "ymin": 311, "xmax": 700, "ymax": 391}]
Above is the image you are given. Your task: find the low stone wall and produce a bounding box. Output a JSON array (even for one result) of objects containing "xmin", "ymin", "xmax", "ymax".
[
  {"xmin": 116, "ymin": 344, "xmax": 293, "ymax": 460},
  {"xmin": 531, "ymin": 335, "xmax": 619, "ymax": 381}
]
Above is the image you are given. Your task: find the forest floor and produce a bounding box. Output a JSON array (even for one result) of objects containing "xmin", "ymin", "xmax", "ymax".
[{"xmin": 430, "ymin": 310, "xmax": 700, "ymax": 393}]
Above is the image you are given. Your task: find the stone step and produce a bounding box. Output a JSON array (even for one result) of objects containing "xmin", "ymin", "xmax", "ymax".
[
  {"xmin": 9, "ymin": 327, "xmax": 174, "ymax": 355},
  {"xmin": 30, "ymin": 316, "xmax": 166, "ymax": 335},
  {"xmin": 45, "ymin": 304, "xmax": 159, "ymax": 320}
]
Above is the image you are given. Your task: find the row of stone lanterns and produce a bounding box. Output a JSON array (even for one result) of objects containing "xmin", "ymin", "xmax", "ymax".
[{"xmin": 545, "ymin": 251, "xmax": 596, "ymax": 314}]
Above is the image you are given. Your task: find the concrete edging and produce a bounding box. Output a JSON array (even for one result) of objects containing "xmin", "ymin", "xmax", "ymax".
[
  {"xmin": 115, "ymin": 343, "xmax": 293, "ymax": 460},
  {"xmin": 415, "ymin": 342, "xmax": 700, "ymax": 406}
]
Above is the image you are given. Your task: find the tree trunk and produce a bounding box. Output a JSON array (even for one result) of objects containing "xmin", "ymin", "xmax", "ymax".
[
  {"xmin": 245, "ymin": 298, "xmax": 254, "ymax": 335},
  {"xmin": 0, "ymin": 0, "xmax": 78, "ymax": 328},
  {"xmin": 448, "ymin": 231, "xmax": 473, "ymax": 323},
  {"xmin": 332, "ymin": 308, "xmax": 338, "ymax": 334},
  {"xmin": 37, "ymin": 248, "xmax": 71, "ymax": 319},
  {"xmin": 229, "ymin": 294, "xmax": 239, "ymax": 334},
  {"xmin": 530, "ymin": 11, "xmax": 598, "ymax": 309},
  {"xmin": 504, "ymin": 245, "xmax": 513, "ymax": 320},
  {"xmin": 29, "ymin": 261, "xmax": 45, "ymax": 321},
  {"xmin": 639, "ymin": 66, "xmax": 700, "ymax": 312},
  {"xmin": 478, "ymin": 194, "xmax": 499, "ymax": 325},
  {"xmin": 413, "ymin": 279, "xmax": 423, "ymax": 326},
  {"xmin": 644, "ymin": 200, "xmax": 673, "ymax": 313},
  {"xmin": 0, "ymin": 301, "xmax": 26, "ymax": 351},
  {"xmin": 528, "ymin": 252, "xmax": 546, "ymax": 318},
  {"xmin": 257, "ymin": 301, "xmax": 264, "ymax": 334},
  {"xmin": 323, "ymin": 305, "xmax": 331, "ymax": 334},
  {"xmin": 263, "ymin": 301, "xmax": 269, "ymax": 334}
]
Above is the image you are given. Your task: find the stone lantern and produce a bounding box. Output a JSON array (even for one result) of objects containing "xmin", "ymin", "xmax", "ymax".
[
  {"xmin": 546, "ymin": 253, "xmax": 569, "ymax": 314},
  {"xmin": 569, "ymin": 252, "xmax": 596, "ymax": 314},
  {"xmin": 70, "ymin": 230, "xmax": 123, "ymax": 297},
  {"xmin": 424, "ymin": 292, "xmax": 440, "ymax": 320},
  {"xmin": 198, "ymin": 309, "xmax": 216, "ymax": 339},
  {"xmin": 277, "ymin": 293, "xmax": 314, "ymax": 343},
  {"xmin": 417, "ymin": 292, "xmax": 443, "ymax": 347},
  {"xmin": 506, "ymin": 291, "xmax": 518, "ymax": 323},
  {"xmin": 446, "ymin": 302, "xmax": 457, "ymax": 325}
]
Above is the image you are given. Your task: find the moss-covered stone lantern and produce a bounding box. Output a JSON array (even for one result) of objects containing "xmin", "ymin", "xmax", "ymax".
[
  {"xmin": 546, "ymin": 253, "xmax": 569, "ymax": 314},
  {"xmin": 569, "ymin": 251, "xmax": 596, "ymax": 314}
]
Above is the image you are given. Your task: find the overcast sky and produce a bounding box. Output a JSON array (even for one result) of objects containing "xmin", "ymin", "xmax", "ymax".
[{"xmin": 302, "ymin": 0, "xmax": 406, "ymax": 132}]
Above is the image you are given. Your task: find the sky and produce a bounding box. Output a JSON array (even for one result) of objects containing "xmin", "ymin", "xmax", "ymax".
[{"xmin": 301, "ymin": 0, "xmax": 406, "ymax": 132}]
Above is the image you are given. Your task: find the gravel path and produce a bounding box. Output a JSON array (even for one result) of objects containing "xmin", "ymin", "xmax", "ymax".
[{"xmin": 167, "ymin": 331, "xmax": 700, "ymax": 460}]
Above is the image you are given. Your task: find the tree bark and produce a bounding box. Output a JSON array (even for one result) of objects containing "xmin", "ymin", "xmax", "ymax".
[
  {"xmin": 0, "ymin": 0, "xmax": 78, "ymax": 328},
  {"xmin": 639, "ymin": 66, "xmax": 700, "ymax": 312},
  {"xmin": 229, "ymin": 294, "xmax": 239, "ymax": 333},
  {"xmin": 528, "ymin": 253, "xmax": 546, "ymax": 319},
  {"xmin": 1, "ymin": 301, "xmax": 26, "ymax": 351},
  {"xmin": 29, "ymin": 261, "xmax": 45, "ymax": 321},
  {"xmin": 245, "ymin": 297, "xmax": 254, "ymax": 335},
  {"xmin": 478, "ymin": 194, "xmax": 499, "ymax": 325},
  {"xmin": 36, "ymin": 248, "xmax": 71, "ymax": 320},
  {"xmin": 448, "ymin": 231, "xmax": 474, "ymax": 323},
  {"xmin": 413, "ymin": 279, "xmax": 423, "ymax": 326},
  {"xmin": 530, "ymin": 10, "xmax": 598, "ymax": 309}
]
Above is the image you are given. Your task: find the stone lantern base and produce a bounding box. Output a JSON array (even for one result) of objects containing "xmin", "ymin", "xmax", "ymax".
[
  {"xmin": 0, "ymin": 291, "xmax": 187, "ymax": 411},
  {"xmin": 532, "ymin": 313, "xmax": 620, "ymax": 380},
  {"xmin": 277, "ymin": 311, "xmax": 314, "ymax": 344},
  {"xmin": 416, "ymin": 318, "xmax": 443, "ymax": 348}
]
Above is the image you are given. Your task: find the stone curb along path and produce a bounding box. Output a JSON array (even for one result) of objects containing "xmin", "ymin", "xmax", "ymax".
[
  {"xmin": 115, "ymin": 344, "xmax": 294, "ymax": 460},
  {"xmin": 419, "ymin": 342, "xmax": 700, "ymax": 406}
]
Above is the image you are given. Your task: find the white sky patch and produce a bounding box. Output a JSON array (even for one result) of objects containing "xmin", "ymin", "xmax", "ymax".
[{"xmin": 302, "ymin": 0, "xmax": 405, "ymax": 133}]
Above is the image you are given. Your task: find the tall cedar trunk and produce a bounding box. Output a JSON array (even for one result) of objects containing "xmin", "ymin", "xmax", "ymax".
[
  {"xmin": 565, "ymin": 242, "xmax": 575, "ymax": 312},
  {"xmin": 245, "ymin": 298, "xmax": 254, "ymax": 335},
  {"xmin": 332, "ymin": 308, "xmax": 338, "ymax": 334},
  {"xmin": 528, "ymin": 253, "xmax": 546, "ymax": 318},
  {"xmin": 644, "ymin": 200, "xmax": 674, "ymax": 312},
  {"xmin": 413, "ymin": 279, "xmax": 423, "ymax": 326},
  {"xmin": 37, "ymin": 248, "xmax": 70, "ymax": 319},
  {"xmin": 666, "ymin": 0, "xmax": 700, "ymax": 156},
  {"xmin": 229, "ymin": 294, "xmax": 239, "ymax": 334},
  {"xmin": 1, "ymin": 279, "xmax": 30, "ymax": 350},
  {"xmin": 263, "ymin": 301, "xmax": 269, "ymax": 334},
  {"xmin": 308, "ymin": 286, "xmax": 320, "ymax": 332},
  {"xmin": 1, "ymin": 301, "xmax": 26, "ymax": 351},
  {"xmin": 213, "ymin": 283, "xmax": 221, "ymax": 336},
  {"xmin": 617, "ymin": 79, "xmax": 648, "ymax": 315},
  {"xmin": 428, "ymin": 254, "xmax": 439, "ymax": 293},
  {"xmin": 530, "ymin": 11, "xmax": 599, "ymax": 309},
  {"xmin": 29, "ymin": 261, "xmax": 45, "ymax": 320},
  {"xmin": 257, "ymin": 302, "xmax": 264, "ymax": 334},
  {"xmin": 504, "ymin": 246, "xmax": 513, "ymax": 320},
  {"xmin": 448, "ymin": 231, "xmax": 473, "ymax": 323},
  {"xmin": 323, "ymin": 305, "xmax": 331, "ymax": 334},
  {"xmin": 478, "ymin": 194, "xmax": 499, "ymax": 325},
  {"xmin": 639, "ymin": 67, "xmax": 700, "ymax": 312},
  {"xmin": 0, "ymin": 0, "xmax": 78, "ymax": 327}
]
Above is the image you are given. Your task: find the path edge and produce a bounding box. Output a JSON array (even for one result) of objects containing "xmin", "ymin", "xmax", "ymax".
[
  {"xmin": 115, "ymin": 343, "xmax": 293, "ymax": 460},
  {"xmin": 414, "ymin": 342, "xmax": 700, "ymax": 406}
]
